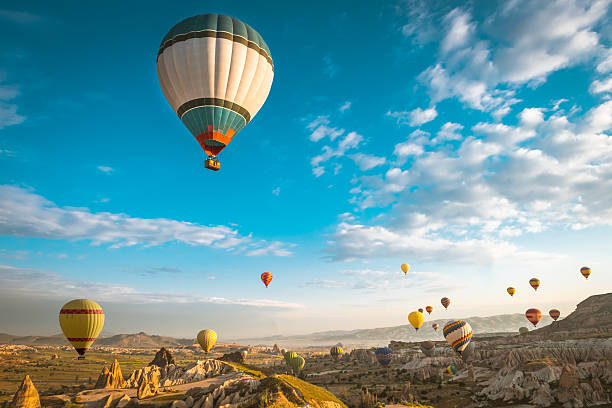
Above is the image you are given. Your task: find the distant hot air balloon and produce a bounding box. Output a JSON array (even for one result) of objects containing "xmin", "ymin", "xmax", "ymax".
[
  {"xmin": 197, "ymin": 329, "xmax": 217, "ymax": 353},
  {"xmin": 432, "ymin": 323, "xmax": 439, "ymax": 331},
  {"xmin": 460, "ymin": 342, "xmax": 475, "ymax": 362},
  {"xmin": 418, "ymin": 308, "xmax": 424, "ymax": 313},
  {"xmin": 408, "ymin": 311, "xmax": 425, "ymax": 331},
  {"xmin": 425, "ymin": 306, "xmax": 433, "ymax": 315},
  {"xmin": 443, "ymin": 320, "xmax": 472, "ymax": 354},
  {"xmin": 375, "ymin": 347, "xmax": 392, "ymax": 368},
  {"xmin": 330, "ymin": 346, "xmax": 343, "ymax": 361},
  {"xmin": 240, "ymin": 350, "xmax": 248, "ymax": 360},
  {"xmin": 261, "ymin": 272, "xmax": 273, "ymax": 288},
  {"xmin": 529, "ymin": 278, "xmax": 540, "ymax": 291},
  {"xmin": 549, "ymin": 309, "xmax": 561, "ymax": 321},
  {"xmin": 157, "ymin": 14, "xmax": 274, "ymax": 171},
  {"xmin": 580, "ymin": 266, "xmax": 591, "ymax": 280},
  {"xmin": 284, "ymin": 351, "xmax": 297, "ymax": 365},
  {"xmin": 519, "ymin": 327, "xmax": 529, "ymax": 335},
  {"xmin": 401, "ymin": 264, "xmax": 409, "ymax": 275},
  {"xmin": 287, "ymin": 354, "xmax": 305, "ymax": 374},
  {"xmin": 441, "ymin": 297, "xmax": 450, "ymax": 309},
  {"xmin": 420, "ymin": 341, "xmax": 435, "ymax": 357},
  {"xmin": 446, "ymin": 365, "xmax": 457, "ymax": 375},
  {"xmin": 59, "ymin": 299, "xmax": 104, "ymax": 359},
  {"xmin": 525, "ymin": 308, "xmax": 542, "ymax": 327},
  {"xmin": 507, "ymin": 287, "xmax": 516, "ymax": 296}
]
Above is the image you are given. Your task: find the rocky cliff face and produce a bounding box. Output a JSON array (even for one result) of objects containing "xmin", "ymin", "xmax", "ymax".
[
  {"xmin": 95, "ymin": 359, "xmax": 126, "ymax": 389},
  {"xmin": 8, "ymin": 375, "xmax": 40, "ymax": 408},
  {"xmin": 149, "ymin": 347, "xmax": 176, "ymax": 367},
  {"xmin": 534, "ymin": 292, "xmax": 612, "ymax": 336},
  {"xmin": 220, "ymin": 351, "xmax": 246, "ymax": 364},
  {"xmin": 126, "ymin": 359, "xmax": 236, "ymax": 388}
]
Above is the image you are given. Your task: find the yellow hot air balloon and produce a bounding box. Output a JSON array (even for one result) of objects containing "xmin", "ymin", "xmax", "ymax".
[
  {"xmin": 408, "ymin": 311, "xmax": 425, "ymax": 331},
  {"xmin": 197, "ymin": 329, "xmax": 217, "ymax": 353},
  {"xmin": 401, "ymin": 264, "xmax": 409, "ymax": 275},
  {"xmin": 507, "ymin": 287, "xmax": 516, "ymax": 296},
  {"xmin": 580, "ymin": 266, "xmax": 591, "ymax": 280},
  {"xmin": 59, "ymin": 299, "xmax": 104, "ymax": 359}
]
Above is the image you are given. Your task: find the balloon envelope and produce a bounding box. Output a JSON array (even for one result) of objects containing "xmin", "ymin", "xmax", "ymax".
[
  {"xmin": 446, "ymin": 365, "xmax": 457, "ymax": 375},
  {"xmin": 525, "ymin": 308, "xmax": 542, "ymax": 326},
  {"xmin": 529, "ymin": 278, "xmax": 540, "ymax": 291},
  {"xmin": 401, "ymin": 264, "xmax": 409, "ymax": 274},
  {"xmin": 59, "ymin": 299, "xmax": 104, "ymax": 357},
  {"xmin": 330, "ymin": 346, "xmax": 343, "ymax": 361},
  {"xmin": 197, "ymin": 329, "xmax": 217, "ymax": 353},
  {"xmin": 420, "ymin": 341, "xmax": 435, "ymax": 357},
  {"xmin": 287, "ymin": 354, "xmax": 305, "ymax": 373},
  {"xmin": 549, "ymin": 309, "xmax": 561, "ymax": 321},
  {"xmin": 580, "ymin": 266, "xmax": 591, "ymax": 280},
  {"xmin": 408, "ymin": 311, "xmax": 425, "ymax": 331},
  {"xmin": 157, "ymin": 14, "xmax": 274, "ymax": 162},
  {"xmin": 441, "ymin": 297, "xmax": 451, "ymax": 309},
  {"xmin": 261, "ymin": 272, "xmax": 273, "ymax": 288},
  {"xmin": 507, "ymin": 287, "xmax": 516, "ymax": 296},
  {"xmin": 425, "ymin": 306, "xmax": 433, "ymax": 315},
  {"xmin": 519, "ymin": 327, "xmax": 529, "ymax": 334},
  {"xmin": 443, "ymin": 320, "xmax": 473, "ymax": 354},
  {"xmin": 375, "ymin": 347, "xmax": 392, "ymax": 367},
  {"xmin": 460, "ymin": 342, "xmax": 475, "ymax": 361},
  {"xmin": 432, "ymin": 323, "xmax": 439, "ymax": 331}
]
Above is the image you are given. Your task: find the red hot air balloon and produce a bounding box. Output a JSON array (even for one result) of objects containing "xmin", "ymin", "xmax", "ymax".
[
  {"xmin": 549, "ymin": 309, "xmax": 561, "ymax": 321},
  {"xmin": 580, "ymin": 267, "xmax": 591, "ymax": 280},
  {"xmin": 418, "ymin": 308, "xmax": 424, "ymax": 313},
  {"xmin": 261, "ymin": 272, "xmax": 273, "ymax": 288},
  {"xmin": 529, "ymin": 278, "xmax": 540, "ymax": 291},
  {"xmin": 525, "ymin": 308, "xmax": 542, "ymax": 327},
  {"xmin": 425, "ymin": 306, "xmax": 433, "ymax": 315},
  {"xmin": 441, "ymin": 297, "xmax": 450, "ymax": 309}
]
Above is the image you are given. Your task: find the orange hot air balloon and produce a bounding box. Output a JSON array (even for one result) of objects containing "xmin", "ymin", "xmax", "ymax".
[
  {"xmin": 261, "ymin": 272, "xmax": 273, "ymax": 288},
  {"xmin": 425, "ymin": 306, "xmax": 433, "ymax": 315},
  {"xmin": 525, "ymin": 308, "xmax": 542, "ymax": 327},
  {"xmin": 580, "ymin": 266, "xmax": 591, "ymax": 280},
  {"xmin": 549, "ymin": 309, "xmax": 560, "ymax": 321},
  {"xmin": 507, "ymin": 287, "xmax": 515, "ymax": 296},
  {"xmin": 529, "ymin": 278, "xmax": 540, "ymax": 291},
  {"xmin": 441, "ymin": 297, "xmax": 450, "ymax": 309}
]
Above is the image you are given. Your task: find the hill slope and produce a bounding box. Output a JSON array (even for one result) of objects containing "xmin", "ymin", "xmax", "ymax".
[{"xmin": 534, "ymin": 292, "xmax": 612, "ymax": 335}]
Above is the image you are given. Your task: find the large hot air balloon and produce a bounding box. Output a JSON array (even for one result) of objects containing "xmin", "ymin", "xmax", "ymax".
[
  {"xmin": 375, "ymin": 347, "xmax": 392, "ymax": 367},
  {"xmin": 425, "ymin": 306, "xmax": 433, "ymax": 315},
  {"xmin": 401, "ymin": 264, "xmax": 409, "ymax": 275},
  {"xmin": 580, "ymin": 266, "xmax": 591, "ymax": 280},
  {"xmin": 518, "ymin": 327, "xmax": 529, "ymax": 335},
  {"xmin": 443, "ymin": 320, "xmax": 472, "ymax": 354},
  {"xmin": 284, "ymin": 351, "xmax": 297, "ymax": 364},
  {"xmin": 418, "ymin": 308, "xmax": 424, "ymax": 313},
  {"xmin": 330, "ymin": 346, "xmax": 343, "ymax": 361},
  {"xmin": 529, "ymin": 278, "xmax": 540, "ymax": 291},
  {"xmin": 549, "ymin": 309, "xmax": 561, "ymax": 321},
  {"xmin": 446, "ymin": 365, "xmax": 457, "ymax": 375},
  {"xmin": 261, "ymin": 272, "xmax": 273, "ymax": 288},
  {"xmin": 287, "ymin": 354, "xmax": 305, "ymax": 374},
  {"xmin": 408, "ymin": 311, "xmax": 425, "ymax": 331},
  {"xmin": 441, "ymin": 297, "xmax": 450, "ymax": 309},
  {"xmin": 420, "ymin": 341, "xmax": 435, "ymax": 357},
  {"xmin": 507, "ymin": 287, "xmax": 516, "ymax": 296},
  {"xmin": 432, "ymin": 323, "xmax": 439, "ymax": 331},
  {"xmin": 157, "ymin": 14, "xmax": 274, "ymax": 171},
  {"xmin": 525, "ymin": 308, "xmax": 542, "ymax": 327},
  {"xmin": 197, "ymin": 329, "xmax": 217, "ymax": 353},
  {"xmin": 59, "ymin": 299, "xmax": 104, "ymax": 359}
]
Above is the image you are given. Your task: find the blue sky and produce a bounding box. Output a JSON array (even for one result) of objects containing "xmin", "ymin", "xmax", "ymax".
[{"xmin": 1, "ymin": 0, "xmax": 611, "ymax": 340}]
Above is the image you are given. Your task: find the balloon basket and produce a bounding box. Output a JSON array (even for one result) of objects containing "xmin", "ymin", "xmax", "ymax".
[
  {"xmin": 205, "ymin": 157, "xmax": 220, "ymax": 171},
  {"xmin": 77, "ymin": 356, "xmax": 85, "ymax": 360}
]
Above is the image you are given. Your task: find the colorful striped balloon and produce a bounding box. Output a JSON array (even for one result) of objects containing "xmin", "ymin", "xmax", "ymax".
[
  {"xmin": 288, "ymin": 354, "xmax": 305, "ymax": 373},
  {"xmin": 525, "ymin": 308, "xmax": 542, "ymax": 326},
  {"xmin": 441, "ymin": 297, "xmax": 450, "ymax": 309},
  {"xmin": 446, "ymin": 365, "xmax": 457, "ymax": 375},
  {"xmin": 443, "ymin": 320, "xmax": 472, "ymax": 354},
  {"xmin": 432, "ymin": 323, "xmax": 439, "ymax": 331},
  {"xmin": 529, "ymin": 278, "xmax": 540, "ymax": 291},
  {"xmin": 59, "ymin": 299, "xmax": 105, "ymax": 358},
  {"xmin": 549, "ymin": 309, "xmax": 561, "ymax": 321},
  {"xmin": 580, "ymin": 266, "xmax": 591, "ymax": 280},
  {"xmin": 330, "ymin": 346, "xmax": 343, "ymax": 361},
  {"xmin": 375, "ymin": 347, "xmax": 393, "ymax": 367},
  {"xmin": 261, "ymin": 272, "xmax": 273, "ymax": 288},
  {"xmin": 507, "ymin": 287, "xmax": 516, "ymax": 296},
  {"xmin": 425, "ymin": 306, "xmax": 433, "ymax": 314}
]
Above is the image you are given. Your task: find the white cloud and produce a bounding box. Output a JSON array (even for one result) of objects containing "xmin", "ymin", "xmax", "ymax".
[
  {"xmin": 307, "ymin": 116, "xmax": 345, "ymax": 142},
  {"xmin": 590, "ymin": 76, "xmax": 612, "ymax": 94},
  {"xmin": 0, "ymin": 264, "xmax": 302, "ymax": 308},
  {"xmin": 440, "ymin": 8, "xmax": 475, "ymax": 53},
  {"xmin": 310, "ymin": 126, "xmax": 364, "ymax": 177},
  {"xmin": 0, "ymin": 185, "xmax": 293, "ymax": 255},
  {"xmin": 96, "ymin": 165, "xmax": 115, "ymax": 174},
  {"xmin": 272, "ymin": 187, "xmax": 280, "ymax": 196},
  {"xmin": 387, "ymin": 106, "xmax": 438, "ymax": 126},
  {"xmin": 349, "ymin": 153, "xmax": 386, "ymax": 171},
  {"xmin": 339, "ymin": 101, "xmax": 352, "ymax": 112},
  {"xmin": 246, "ymin": 241, "xmax": 293, "ymax": 257},
  {"xmin": 435, "ymin": 122, "xmax": 464, "ymax": 142}
]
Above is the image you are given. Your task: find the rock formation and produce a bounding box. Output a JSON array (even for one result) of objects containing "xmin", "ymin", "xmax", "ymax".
[
  {"xmin": 220, "ymin": 351, "xmax": 246, "ymax": 364},
  {"xmin": 136, "ymin": 367, "xmax": 160, "ymax": 400},
  {"xmin": 350, "ymin": 349, "xmax": 377, "ymax": 364},
  {"xmin": 8, "ymin": 375, "xmax": 40, "ymax": 408},
  {"xmin": 272, "ymin": 343, "xmax": 282, "ymax": 354},
  {"xmin": 149, "ymin": 347, "xmax": 175, "ymax": 367},
  {"xmin": 126, "ymin": 359, "xmax": 235, "ymax": 388},
  {"xmin": 95, "ymin": 359, "xmax": 126, "ymax": 389}
]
